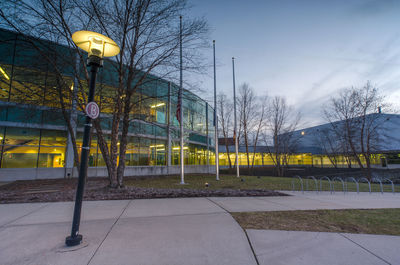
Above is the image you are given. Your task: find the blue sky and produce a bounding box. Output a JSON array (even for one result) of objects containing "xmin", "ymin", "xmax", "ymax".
[{"xmin": 187, "ymin": 0, "xmax": 400, "ymax": 127}]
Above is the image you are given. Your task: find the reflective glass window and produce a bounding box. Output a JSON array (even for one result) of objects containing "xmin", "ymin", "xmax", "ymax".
[
  {"xmin": 7, "ymin": 106, "xmax": 42, "ymax": 124},
  {"xmin": 150, "ymin": 139, "xmax": 166, "ymax": 166},
  {"xmin": 1, "ymin": 127, "xmax": 40, "ymax": 168},
  {"xmin": 38, "ymin": 146, "xmax": 65, "ymax": 168},
  {"xmin": 0, "ymin": 64, "xmax": 12, "ymax": 101},
  {"xmin": 76, "ymin": 132, "xmax": 98, "ymax": 167},
  {"xmin": 2, "ymin": 145, "xmax": 38, "ymax": 168},
  {"xmin": 4, "ymin": 127, "xmax": 40, "ymax": 146},
  {"xmin": 10, "ymin": 66, "xmax": 46, "ymax": 105},
  {"xmin": 42, "ymin": 109, "xmax": 65, "ymax": 126},
  {"xmin": 125, "ymin": 136, "xmax": 139, "ymax": 166},
  {"xmin": 43, "ymin": 73, "xmax": 73, "ymax": 108},
  {"xmin": 139, "ymin": 138, "xmax": 150, "ymax": 166}
]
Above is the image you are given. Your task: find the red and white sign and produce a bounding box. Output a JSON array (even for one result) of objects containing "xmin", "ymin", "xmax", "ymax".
[{"xmin": 85, "ymin": 102, "xmax": 100, "ymax": 119}]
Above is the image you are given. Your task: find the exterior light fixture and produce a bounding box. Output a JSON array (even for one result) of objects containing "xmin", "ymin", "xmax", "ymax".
[
  {"xmin": 66, "ymin": 31, "xmax": 119, "ymax": 247},
  {"xmin": 301, "ymin": 131, "xmax": 305, "ymax": 136},
  {"xmin": 72, "ymin": 31, "xmax": 120, "ymax": 60}
]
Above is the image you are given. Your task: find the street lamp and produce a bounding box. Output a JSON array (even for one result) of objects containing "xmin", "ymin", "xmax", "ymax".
[{"xmin": 65, "ymin": 31, "xmax": 120, "ymax": 247}]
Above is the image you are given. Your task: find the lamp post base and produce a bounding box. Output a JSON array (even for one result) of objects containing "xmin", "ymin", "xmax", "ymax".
[{"xmin": 65, "ymin": 234, "xmax": 83, "ymax": 247}]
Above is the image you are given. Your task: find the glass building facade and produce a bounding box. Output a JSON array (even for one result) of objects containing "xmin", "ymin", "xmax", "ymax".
[
  {"xmin": 218, "ymin": 151, "xmax": 384, "ymax": 168},
  {"xmin": 0, "ymin": 29, "xmax": 215, "ymax": 177}
]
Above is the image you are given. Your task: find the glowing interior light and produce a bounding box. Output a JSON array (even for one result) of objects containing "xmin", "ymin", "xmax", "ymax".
[
  {"xmin": 172, "ymin": 146, "xmax": 188, "ymax": 150},
  {"xmin": 0, "ymin": 67, "xmax": 10, "ymax": 80},
  {"xmin": 150, "ymin": 103, "xmax": 166, "ymax": 108},
  {"xmin": 301, "ymin": 131, "xmax": 305, "ymax": 136},
  {"xmin": 70, "ymin": 84, "xmax": 74, "ymax": 91},
  {"xmin": 150, "ymin": 144, "xmax": 165, "ymax": 148}
]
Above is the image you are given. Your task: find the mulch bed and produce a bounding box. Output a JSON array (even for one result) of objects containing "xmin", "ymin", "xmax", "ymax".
[{"xmin": 0, "ymin": 178, "xmax": 287, "ymax": 204}]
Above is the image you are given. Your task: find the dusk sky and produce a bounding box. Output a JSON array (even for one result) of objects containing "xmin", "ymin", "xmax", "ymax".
[{"xmin": 188, "ymin": 0, "xmax": 400, "ymax": 127}]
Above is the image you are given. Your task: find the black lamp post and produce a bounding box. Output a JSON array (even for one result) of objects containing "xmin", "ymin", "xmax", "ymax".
[{"xmin": 66, "ymin": 31, "xmax": 120, "ymax": 247}]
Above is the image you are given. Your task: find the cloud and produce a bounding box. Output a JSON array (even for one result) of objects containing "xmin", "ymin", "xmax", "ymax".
[{"xmin": 351, "ymin": 0, "xmax": 400, "ymax": 16}]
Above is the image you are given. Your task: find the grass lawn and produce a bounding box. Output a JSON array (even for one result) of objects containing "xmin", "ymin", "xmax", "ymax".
[
  {"xmin": 232, "ymin": 209, "xmax": 400, "ymax": 236},
  {"xmin": 125, "ymin": 174, "xmax": 396, "ymax": 193}
]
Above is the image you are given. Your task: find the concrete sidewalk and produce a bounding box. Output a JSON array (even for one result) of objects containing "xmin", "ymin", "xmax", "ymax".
[
  {"xmin": 0, "ymin": 198, "xmax": 256, "ymax": 265},
  {"xmin": 247, "ymin": 230, "xmax": 400, "ymax": 265},
  {"xmin": 211, "ymin": 192, "xmax": 400, "ymax": 212},
  {"xmin": 0, "ymin": 193, "xmax": 399, "ymax": 265}
]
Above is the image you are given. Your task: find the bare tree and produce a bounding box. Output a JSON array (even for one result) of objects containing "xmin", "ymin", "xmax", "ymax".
[
  {"xmin": 313, "ymin": 127, "xmax": 340, "ymax": 168},
  {"xmin": 0, "ymin": 0, "xmax": 209, "ymax": 187},
  {"xmin": 264, "ymin": 96, "xmax": 300, "ymax": 177},
  {"xmin": 250, "ymin": 95, "xmax": 267, "ymax": 169},
  {"xmin": 238, "ymin": 83, "xmax": 257, "ymax": 169},
  {"xmin": 324, "ymin": 82, "xmax": 387, "ymax": 178},
  {"xmin": 236, "ymin": 83, "xmax": 268, "ymax": 170},
  {"xmin": 217, "ymin": 93, "xmax": 233, "ymax": 169}
]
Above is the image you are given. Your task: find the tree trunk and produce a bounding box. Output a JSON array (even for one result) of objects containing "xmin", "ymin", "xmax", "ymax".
[
  {"xmin": 116, "ymin": 93, "xmax": 132, "ymax": 188},
  {"xmin": 93, "ymin": 120, "xmax": 117, "ymax": 187}
]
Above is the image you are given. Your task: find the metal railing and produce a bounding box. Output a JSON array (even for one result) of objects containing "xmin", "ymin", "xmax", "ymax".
[
  {"xmin": 332, "ymin": 176, "xmax": 345, "ymax": 194},
  {"xmin": 345, "ymin": 177, "xmax": 359, "ymax": 194},
  {"xmin": 358, "ymin": 177, "xmax": 372, "ymax": 193},
  {"xmin": 381, "ymin": 178, "xmax": 395, "ymax": 194},
  {"xmin": 291, "ymin": 175, "xmax": 304, "ymax": 193},
  {"xmin": 289, "ymin": 175, "xmax": 397, "ymax": 195},
  {"xmin": 319, "ymin": 176, "xmax": 333, "ymax": 194},
  {"xmin": 371, "ymin": 178, "xmax": 383, "ymax": 194},
  {"xmin": 306, "ymin": 176, "xmax": 318, "ymax": 193}
]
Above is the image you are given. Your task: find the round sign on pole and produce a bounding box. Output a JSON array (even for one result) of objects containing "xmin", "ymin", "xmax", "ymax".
[{"xmin": 85, "ymin": 102, "xmax": 100, "ymax": 119}]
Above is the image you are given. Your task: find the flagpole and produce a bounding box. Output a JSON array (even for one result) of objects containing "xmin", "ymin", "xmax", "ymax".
[
  {"xmin": 232, "ymin": 57, "xmax": 240, "ymax": 178},
  {"xmin": 213, "ymin": 40, "xmax": 219, "ymax": 181},
  {"xmin": 179, "ymin": 16, "xmax": 185, "ymax": 184}
]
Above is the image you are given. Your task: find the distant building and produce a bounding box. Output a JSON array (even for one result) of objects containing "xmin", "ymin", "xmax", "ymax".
[
  {"xmin": 218, "ymin": 137, "xmax": 235, "ymax": 146},
  {"xmin": 218, "ymin": 113, "xmax": 400, "ymax": 168}
]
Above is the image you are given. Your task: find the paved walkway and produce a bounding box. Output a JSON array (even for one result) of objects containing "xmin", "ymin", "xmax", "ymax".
[
  {"xmin": 248, "ymin": 230, "xmax": 400, "ymax": 265},
  {"xmin": 0, "ymin": 193, "xmax": 399, "ymax": 265}
]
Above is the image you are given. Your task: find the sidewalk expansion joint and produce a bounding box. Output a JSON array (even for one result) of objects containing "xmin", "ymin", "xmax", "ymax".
[
  {"xmin": 243, "ymin": 229, "xmax": 260, "ymax": 265},
  {"xmin": 253, "ymin": 197, "xmax": 298, "ymax": 210},
  {"xmin": 205, "ymin": 197, "xmax": 229, "ymax": 213},
  {"xmin": 0, "ymin": 203, "xmax": 50, "ymax": 230},
  {"xmin": 119, "ymin": 211, "xmax": 226, "ymax": 220},
  {"xmin": 339, "ymin": 233, "xmax": 392, "ymax": 265},
  {"xmin": 86, "ymin": 200, "xmax": 132, "ymax": 265},
  {"xmin": 205, "ymin": 198, "xmax": 260, "ymax": 265}
]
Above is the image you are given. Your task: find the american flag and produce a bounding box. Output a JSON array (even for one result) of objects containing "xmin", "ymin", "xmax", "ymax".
[{"xmin": 176, "ymin": 89, "xmax": 181, "ymax": 124}]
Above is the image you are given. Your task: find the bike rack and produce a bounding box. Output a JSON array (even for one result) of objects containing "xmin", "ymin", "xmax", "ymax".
[
  {"xmin": 332, "ymin": 176, "xmax": 345, "ymax": 194},
  {"xmin": 291, "ymin": 175, "xmax": 304, "ymax": 193},
  {"xmin": 345, "ymin": 177, "xmax": 359, "ymax": 193},
  {"xmin": 382, "ymin": 178, "xmax": 395, "ymax": 194},
  {"xmin": 371, "ymin": 178, "xmax": 384, "ymax": 194},
  {"xmin": 358, "ymin": 177, "xmax": 371, "ymax": 193},
  {"xmin": 291, "ymin": 175, "xmax": 396, "ymax": 195},
  {"xmin": 306, "ymin": 176, "xmax": 318, "ymax": 193},
  {"xmin": 319, "ymin": 176, "xmax": 332, "ymax": 194}
]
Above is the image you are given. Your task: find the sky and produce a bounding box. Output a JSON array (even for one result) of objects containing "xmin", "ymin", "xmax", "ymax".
[{"xmin": 187, "ymin": 0, "xmax": 400, "ymax": 128}]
